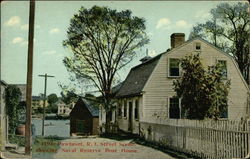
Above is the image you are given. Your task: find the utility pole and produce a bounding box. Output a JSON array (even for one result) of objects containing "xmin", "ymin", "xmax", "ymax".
[
  {"xmin": 25, "ymin": 0, "xmax": 35, "ymax": 155},
  {"xmin": 38, "ymin": 73, "xmax": 54, "ymax": 136}
]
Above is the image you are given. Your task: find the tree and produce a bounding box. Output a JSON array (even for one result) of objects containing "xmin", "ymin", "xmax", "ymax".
[
  {"xmin": 5, "ymin": 85, "xmax": 22, "ymax": 134},
  {"xmin": 47, "ymin": 93, "xmax": 58, "ymax": 105},
  {"xmin": 47, "ymin": 93, "xmax": 59, "ymax": 114},
  {"xmin": 173, "ymin": 54, "xmax": 230, "ymax": 120},
  {"xmin": 63, "ymin": 6, "xmax": 149, "ymax": 131},
  {"xmin": 189, "ymin": 2, "xmax": 250, "ymax": 84},
  {"xmin": 60, "ymin": 91, "xmax": 78, "ymax": 106}
]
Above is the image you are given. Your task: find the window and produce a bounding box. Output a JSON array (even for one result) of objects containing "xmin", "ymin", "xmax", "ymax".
[
  {"xmin": 220, "ymin": 107, "xmax": 228, "ymax": 118},
  {"xmin": 123, "ymin": 100, "xmax": 127, "ymax": 117},
  {"xmin": 134, "ymin": 100, "xmax": 139, "ymax": 120},
  {"xmin": 218, "ymin": 60, "xmax": 227, "ymax": 78},
  {"xmin": 196, "ymin": 42, "xmax": 201, "ymax": 50},
  {"xmin": 118, "ymin": 104, "xmax": 122, "ymax": 117},
  {"xmin": 169, "ymin": 98, "xmax": 180, "ymax": 119},
  {"xmin": 169, "ymin": 58, "xmax": 180, "ymax": 77}
]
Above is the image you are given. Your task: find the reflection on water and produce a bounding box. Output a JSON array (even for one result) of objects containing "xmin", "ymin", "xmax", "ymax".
[{"xmin": 32, "ymin": 118, "xmax": 70, "ymax": 137}]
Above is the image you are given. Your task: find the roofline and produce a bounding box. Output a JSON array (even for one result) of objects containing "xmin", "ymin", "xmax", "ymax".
[
  {"xmin": 78, "ymin": 97, "xmax": 99, "ymax": 117},
  {"xmin": 0, "ymin": 80, "xmax": 8, "ymax": 86},
  {"xmin": 116, "ymin": 92, "xmax": 143, "ymax": 99},
  {"xmin": 115, "ymin": 54, "xmax": 162, "ymax": 98},
  {"xmin": 132, "ymin": 53, "xmax": 163, "ymax": 70},
  {"xmin": 195, "ymin": 37, "xmax": 250, "ymax": 92}
]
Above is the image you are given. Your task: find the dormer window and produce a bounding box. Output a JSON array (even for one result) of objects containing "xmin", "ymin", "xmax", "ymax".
[
  {"xmin": 218, "ymin": 60, "xmax": 227, "ymax": 78},
  {"xmin": 196, "ymin": 42, "xmax": 201, "ymax": 50},
  {"xmin": 169, "ymin": 58, "xmax": 180, "ymax": 77}
]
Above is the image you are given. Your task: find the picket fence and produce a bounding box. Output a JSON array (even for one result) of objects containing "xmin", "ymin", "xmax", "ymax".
[{"xmin": 140, "ymin": 118, "xmax": 250, "ymax": 159}]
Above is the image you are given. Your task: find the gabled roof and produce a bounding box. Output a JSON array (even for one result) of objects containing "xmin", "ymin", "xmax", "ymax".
[
  {"xmin": 111, "ymin": 82, "xmax": 123, "ymax": 95},
  {"xmin": 116, "ymin": 54, "xmax": 162, "ymax": 98},
  {"xmin": 79, "ymin": 97, "xmax": 99, "ymax": 117},
  {"xmin": 115, "ymin": 37, "xmax": 249, "ymax": 99}
]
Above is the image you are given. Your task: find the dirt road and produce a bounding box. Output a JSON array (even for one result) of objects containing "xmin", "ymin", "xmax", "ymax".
[{"xmin": 32, "ymin": 137, "xmax": 177, "ymax": 159}]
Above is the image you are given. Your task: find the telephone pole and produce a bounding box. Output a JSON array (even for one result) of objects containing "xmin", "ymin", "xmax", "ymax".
[
  {"xmin": 38, "ymin": 73, "xmax": 54, "ymax": 136},
  {"xmin": 25, "ymin": 0, "xmax": 35, "ymax": 155}
]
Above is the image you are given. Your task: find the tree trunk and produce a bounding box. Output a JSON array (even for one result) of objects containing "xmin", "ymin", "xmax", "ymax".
[{"xmin": 105, "ymin": 111, "xmax": 112, "ymax": 133}]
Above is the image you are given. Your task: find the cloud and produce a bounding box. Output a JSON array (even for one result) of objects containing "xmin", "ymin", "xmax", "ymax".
[
  {"xmin": 12, "ymin": 37, "xmax": 28, "ymax": 46},
  {"xmin": 43, "ymin": 50, "xmax": 57, "ymax": 55},
  {"xmin": 156, "ymin": 18, "xmax": 171, "ymax": 29},
  {"xmin": 20, "ymin": 24, "xmax": 41, "ymax": 30},
  {"xmin": 175, "ymin": 20, "xmax": 192, "ymax": 28},
  {"xmin": 20, "ymin": 41, "xmax": 28, "ymax": 46},
  {"xmin": 5, "ymin": 16, "xmax": 21, "ymax": 26},
  {"xmin": 20, "ymin": 24, "xmax": 29, "ymax": 30},
  {"xmin": 57, "ymin": 54, "xmax": 64, "ymax": 58},
  {"xmin": 156, "ymin": 18, "xmax": 191, "ymax": 30},
  {"xmin": 195, "ymin": 10, "xmax": 211, "ymax": 19},
  {"xmin": 43, "ymin": 50, "xmax": 64, "ymax": 58},
  {"xmin": 49, "ymin": 28, "xmax": 60, "ymax": 34},
  {"xmin": 12, "ymin": 37, "xmax": 24, "ymax": 44}
]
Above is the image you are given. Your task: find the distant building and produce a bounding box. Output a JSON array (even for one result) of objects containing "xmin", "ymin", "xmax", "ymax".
[
  {"xmin": 57, "ymin": 100, "xmax": 71, "ymax": 115},
  {"xmin": 70, "ymin": 97, "xmax": 99, "ymax": 136},
  {"xmin": 0, "ymin": 80, "xmax": 8, "ymax": 150},
  {"xmin": 32, "ymin": 96, "xmax": 48, "ymax": 109}
]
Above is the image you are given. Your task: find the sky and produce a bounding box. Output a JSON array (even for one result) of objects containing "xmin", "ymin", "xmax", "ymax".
[{"xmin": 1, "ymin": 1, "xmax": 243, "ymax": 96}]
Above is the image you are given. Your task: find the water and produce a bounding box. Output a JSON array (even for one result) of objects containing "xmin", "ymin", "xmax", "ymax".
[{"xmin": 32, "ymin": 118, "xmax": 70, "ymax": 137}]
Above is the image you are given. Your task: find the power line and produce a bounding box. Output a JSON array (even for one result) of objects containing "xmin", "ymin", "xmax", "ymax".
[{"xmin": 38, "ymin": 73, "xmax": 55, "ymax": 136}]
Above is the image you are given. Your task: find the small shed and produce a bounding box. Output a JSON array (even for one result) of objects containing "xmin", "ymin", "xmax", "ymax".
[{"xmin": 70, "ymin": 97, "xmax": 99, "ymax": 136}]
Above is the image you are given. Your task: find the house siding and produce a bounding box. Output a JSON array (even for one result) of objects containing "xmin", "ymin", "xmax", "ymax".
[{"xmin": 142, "ymin": 39, "xmax": 249, "ymax": 121}]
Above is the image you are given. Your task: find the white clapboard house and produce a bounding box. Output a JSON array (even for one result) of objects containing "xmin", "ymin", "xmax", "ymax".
[{"xmin": 107, "ymin": 33, "xmax": 250, "ymax": 134}]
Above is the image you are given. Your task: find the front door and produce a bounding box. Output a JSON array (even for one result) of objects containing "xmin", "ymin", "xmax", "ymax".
[
  {"xmin": 75, "ymin": 120, "xmax": 87, "ymax": 134},
  {"xmin": 128, "ymin": 102, "xmax": 133, "ymax": 132}
]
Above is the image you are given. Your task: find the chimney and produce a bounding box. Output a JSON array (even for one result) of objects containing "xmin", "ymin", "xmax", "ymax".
[
  {"xmin": 140, "ymin": 49, "xmax": 152, "ymax": 63},
  {"xmin": 171, "ymin": 33, "xmax": 185, "ymax": 48}
]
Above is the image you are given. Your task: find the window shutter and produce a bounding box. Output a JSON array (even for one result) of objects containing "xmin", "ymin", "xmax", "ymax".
[{"xmin": 166, "ymin": 96, "xmax": 169, "ymax": 118}]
